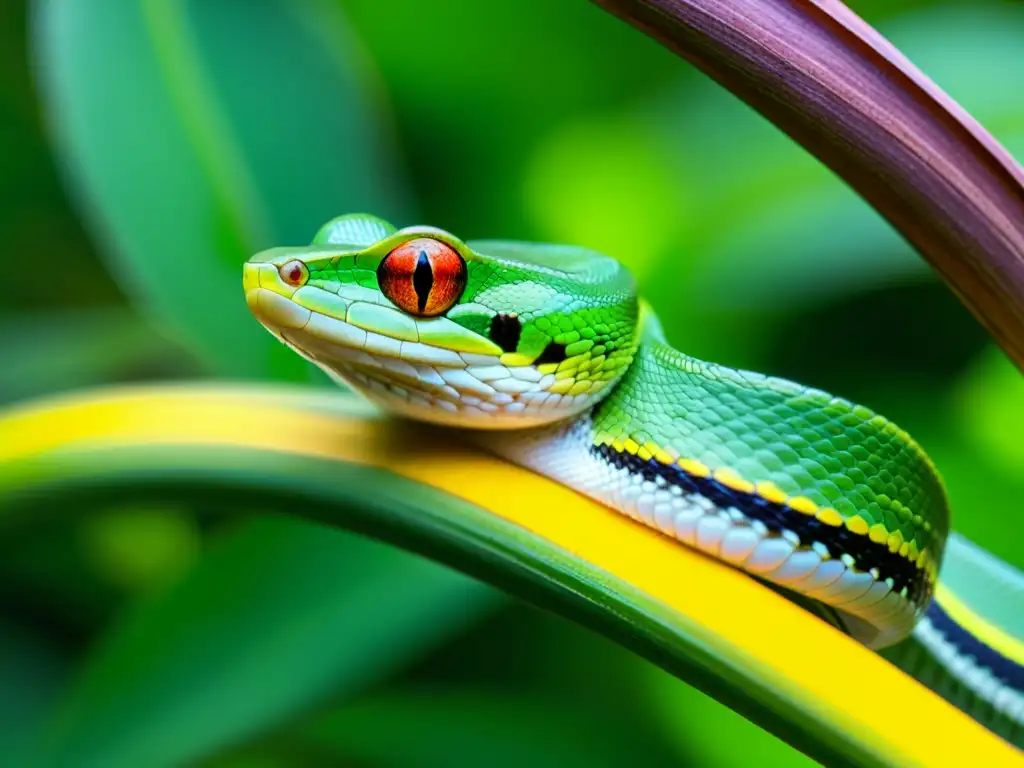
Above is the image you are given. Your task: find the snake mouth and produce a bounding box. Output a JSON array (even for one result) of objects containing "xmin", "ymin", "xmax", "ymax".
[{"xmin": 243, "ymin": 259, "xmax": 597, "ymax": 428}]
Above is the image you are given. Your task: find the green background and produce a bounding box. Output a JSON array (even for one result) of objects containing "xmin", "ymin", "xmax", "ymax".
[{"xmin": 1, "ymin": 0, "xmax": 1022, "ymax": 764}]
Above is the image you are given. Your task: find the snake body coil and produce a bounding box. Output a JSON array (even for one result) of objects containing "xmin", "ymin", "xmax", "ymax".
[{"xmin": 245, "ymin": 214, "xmax": 1024, "ymax": 748}]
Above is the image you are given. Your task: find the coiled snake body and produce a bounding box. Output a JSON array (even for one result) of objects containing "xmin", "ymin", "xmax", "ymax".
[{"xmin": 245, "ymin": 214, "xmax": 1024, "ymax": 748}]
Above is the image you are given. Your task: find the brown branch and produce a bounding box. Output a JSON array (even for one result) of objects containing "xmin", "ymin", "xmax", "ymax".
[{"xmin": 591, "ymin": 0, "xmax": 1024, "ymax": 369}]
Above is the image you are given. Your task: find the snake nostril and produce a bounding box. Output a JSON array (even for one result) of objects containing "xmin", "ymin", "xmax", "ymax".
[{"xmin": 490, "ymin": 313, "xmax": 521, "ymax": 353}]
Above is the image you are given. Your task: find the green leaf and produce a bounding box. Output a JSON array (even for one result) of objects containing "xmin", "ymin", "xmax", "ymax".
[
  {"xmin": 643, "ymin": 665, "xmax": 814, "ymax": 768},
  {"xmin": 922, "ymin": 345, "xmax": 1024, "ymax": 568},
  {"xmin": 33, "ymin": 0, "xmax": 413, "ymax": 380},
  {"xmin": 273, "ymin": 687, "xmax": 677, "ymax": 767},
  {"xmin": 0, "ymin": 623, "xmax": 69, "ymax": 765},
  {"xmin": 78, "ymin": 506, "xmax": 200, "ymax": 592},
  {"xmin": 340, "ymin": 0, "xmax": 680, "ymax": 232},
  {"xmin": 30, "ymin": 516, "xmax": 498, "ymax": 768},
  {"xmin": 0, "ymin": 308, "xmax": 191, "ymax": 405},
  {"xmin": 955, "ymin": 345, "xmax": 1024, "ymax": 483},
  {"xmin": 1, "ymin": 386, "xmax": 1013, "ymax": 768}
]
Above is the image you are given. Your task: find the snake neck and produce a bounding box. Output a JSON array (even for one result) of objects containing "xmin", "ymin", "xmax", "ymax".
[{"xmin": 482, "ymin": 328, "xmax": 948, "ymax": 650}]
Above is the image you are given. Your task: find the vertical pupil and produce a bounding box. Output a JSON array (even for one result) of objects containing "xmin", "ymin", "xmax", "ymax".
[
  {"xmin": 412, "ymin": 250, "xmax": 434, "ymax": 313},
  {"xmin": 289, "ymin": 266, "xmax": 301, "ymax": 283}
]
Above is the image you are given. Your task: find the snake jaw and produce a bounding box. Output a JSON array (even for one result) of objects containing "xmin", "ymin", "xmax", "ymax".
[{"xmin": 243, "ymin": 262, "xmax": 609, "ymax": 429}]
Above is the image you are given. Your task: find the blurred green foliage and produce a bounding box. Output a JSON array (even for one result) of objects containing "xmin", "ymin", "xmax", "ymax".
[{"xmin": 1, "ymin": 0, "xmax": 1022, "ymax": 765}]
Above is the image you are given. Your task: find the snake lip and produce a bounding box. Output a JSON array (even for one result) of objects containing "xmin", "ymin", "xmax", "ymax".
[
  {"xmin": 293, "ymin": 313, "xmax": 475, "ymax": 369},
  {"xmin": 246, "ymin": 285, "xmax": 471, "ymax": 368},
  {"xmin": 282, "ymin": 326, "xmax": 479, "ymax": 374}
]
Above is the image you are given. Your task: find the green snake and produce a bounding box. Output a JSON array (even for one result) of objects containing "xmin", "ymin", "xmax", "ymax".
[{"xmin": 244, "ymin": 213, "xmax": 1024, "ymax": 748}]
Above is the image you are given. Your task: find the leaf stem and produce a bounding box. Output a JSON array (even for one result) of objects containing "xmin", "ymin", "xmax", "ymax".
[{"xmin": 590, "ymin": 0, "xmax": 1024, "ymax": 368}]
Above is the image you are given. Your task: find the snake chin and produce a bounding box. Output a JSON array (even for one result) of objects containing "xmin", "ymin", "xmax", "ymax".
[{"xmin": 248, "ymin": 286, "xmax": 605, "ymax": 429}]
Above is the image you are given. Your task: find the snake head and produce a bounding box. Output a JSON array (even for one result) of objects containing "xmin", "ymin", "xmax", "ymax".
[{"xmin": 244, "ymin": 213, "xmax": 640, "ymax": 429}]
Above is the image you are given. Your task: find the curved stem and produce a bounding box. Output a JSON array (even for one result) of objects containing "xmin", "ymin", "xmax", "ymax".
[{"xmin": 590, "ymin": 0, "xmax": 1024, "ymax": 369}]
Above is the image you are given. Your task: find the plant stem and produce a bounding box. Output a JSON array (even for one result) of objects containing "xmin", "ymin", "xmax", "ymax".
[{"xmin": 591, "ymin": 0, "xmax": 1024, "ymax": 369}]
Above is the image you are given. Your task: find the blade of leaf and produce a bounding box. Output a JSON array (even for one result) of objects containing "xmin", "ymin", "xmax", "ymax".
[
  {"xmin": 0, "ymin": 385, "xmax": 1017, "ymax": 768},
  {"xmin": 28, "ymin": 515, "xmax": 498, "ymax": 768},
  {"xmin": 0, "ymin": 308, "xmax": 193, "ymax": 405},
  {"xmin": 642, "ymin": 663, "xmax": 814, "ymax": 767},
  {"xmin": 270, "ymin": 687, "xmax": 678, "ymax": 767},
  {"xmin": 32, "ymin": 0, "xmax": 413, "ymax": 380},
  {"xmin": 0, "ymin": 622, "xmax": 69, "ymax": 765}
]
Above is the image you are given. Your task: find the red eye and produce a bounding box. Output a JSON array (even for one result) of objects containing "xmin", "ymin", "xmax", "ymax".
[
  {"xmin": 279, "ymin": 259, "xmax": 308, "ymax": 287},
  {"xmin": 377, "ymin": 238, "xmax": 467, "ymax": 317}
]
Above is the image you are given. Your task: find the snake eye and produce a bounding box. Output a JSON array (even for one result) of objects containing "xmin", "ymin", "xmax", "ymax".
[
  {"xmin": 377, "ymin": 238, "xmax": 467, "ymax": 317},
  {"xmin": 279, "ymin": 259, "xmax": 308, "ymax": 287}
]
